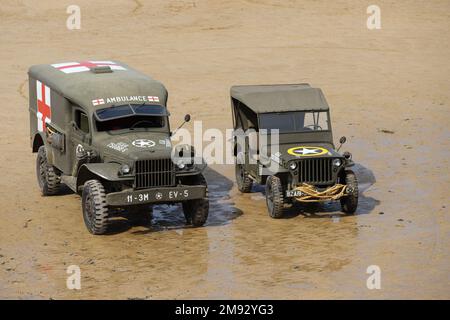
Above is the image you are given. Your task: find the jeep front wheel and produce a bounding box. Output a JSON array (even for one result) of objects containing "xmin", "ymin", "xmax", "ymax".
[
  {"xmin": 265, "ymin": 175, "xmax": 285, "ymax": 218},
  {"xmin": 235, "ymin": 163, "xmax": 252, "ymax": 193},
  {"xmin": 182, "ymin": 173, "xmax": 209, "ymax": 227},
  {"xmin": 82, "ymin": 180, "xmax": 110, "ymax": 235},
  {"xmin": 36, "ymin": 145, "xmax": 61, "ymax": 196},
  {"xmin": 340, "ymin": 170, "xmax": 359, "ymax": 214}
]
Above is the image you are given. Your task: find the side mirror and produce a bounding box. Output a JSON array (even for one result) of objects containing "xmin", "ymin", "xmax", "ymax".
[
  {"xmin": 337, "ymin": 136, "xmax": 346, "ymax": 152},
  {"xmin": 172, "ymin": 114, "xmax": 191, "ymax": 137}
]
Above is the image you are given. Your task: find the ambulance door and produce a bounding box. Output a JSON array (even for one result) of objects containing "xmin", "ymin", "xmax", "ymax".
[
  {"xmin": 43, "ymin": 90, "xmax": 71, "ymax": 174},
  {"xmin": 69, "ymin": 107, "xmax": 91, "ymax": 176}
]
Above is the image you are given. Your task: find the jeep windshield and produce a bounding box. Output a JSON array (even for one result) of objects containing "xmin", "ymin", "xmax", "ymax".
[
  {"xmin": 95, "ymin": 104, "xmax": 168, "ymax": 131},
  {"xmin": 259, "ymin": 111, "xmax": 329, "ymax": 133}
]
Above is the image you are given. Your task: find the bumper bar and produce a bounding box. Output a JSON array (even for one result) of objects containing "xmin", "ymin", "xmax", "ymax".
[
  {"xmin": 286, "ymin": 183, "xmax": 347, "ymax": 202},
  {"xmin": 106, "ymin": 185, "xmax": 207, "ymax": 206}
]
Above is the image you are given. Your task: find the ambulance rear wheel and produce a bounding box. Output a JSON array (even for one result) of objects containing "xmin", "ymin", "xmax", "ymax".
[{"xmin": 36, "ymin": 146, "xmax": 61, "ymax": 196}]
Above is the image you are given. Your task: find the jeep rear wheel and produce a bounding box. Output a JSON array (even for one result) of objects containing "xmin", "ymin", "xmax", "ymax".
[
  {"xmin": 235, "ymin": 163, "xmax": 252, "ymax": 193},
  {"xmin": 340, "ymin": 170, "xmax": 358, "ymax": 214},
  {"xmin": 265, "ymin": 175, "xmax": 285, "ymax": 218},
  {"xmin": 82, "ymin": 180, "xmax": 110, "ymax": 235},
  {"xmin": 36, "ymin": 146, "xmax": 61, "ymax": 196},
  {"xmin": 182, "ymin": 173, "xmax": 209, "ymax": 227}
]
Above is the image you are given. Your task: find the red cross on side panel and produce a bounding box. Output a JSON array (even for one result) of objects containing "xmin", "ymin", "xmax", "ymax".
[{"xmin": 36, "ymin": 80, "xmax": 51, "ymax": 132}]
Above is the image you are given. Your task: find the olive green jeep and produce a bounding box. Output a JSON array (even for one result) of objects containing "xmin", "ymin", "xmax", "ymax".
[{"xmin": 230, "ymin": 84, "xmax": 358, "ymax": 218}]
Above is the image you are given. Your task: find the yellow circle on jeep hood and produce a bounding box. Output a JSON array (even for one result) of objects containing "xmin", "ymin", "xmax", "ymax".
[{"xmin": 287, "ymin": 146, "xmax": 329, "ymax": 157}]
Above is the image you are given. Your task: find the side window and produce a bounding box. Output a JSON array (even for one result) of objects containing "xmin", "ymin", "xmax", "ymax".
[{"xmin": 75, "ymin": 110, "xmax": 90, "ymax": 134}]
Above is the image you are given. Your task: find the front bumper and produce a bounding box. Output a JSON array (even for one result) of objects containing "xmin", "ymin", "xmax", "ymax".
[
  {"xmin": 285, "ymin": 183, "xmax": 347, "ymax": 202},
  {"xmin": 106, "ymin": 185, "xmax": 207, "ymax": 206}
]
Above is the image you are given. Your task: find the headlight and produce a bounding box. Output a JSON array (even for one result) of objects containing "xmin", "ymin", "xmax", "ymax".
[
  {"xmin": 332, "ymin": 158, "xmax": 342, "ymax": 167},
  {"xmin": 177, "ymin": 162, "xmax": 186, "ymax": 169},
  {"xmin": 289, "ymin": 162, "xmax": 298, "ymax": 170},
  {"xmin": 119, "ymin": 164, "xmax": 131, "ymax": 175}
]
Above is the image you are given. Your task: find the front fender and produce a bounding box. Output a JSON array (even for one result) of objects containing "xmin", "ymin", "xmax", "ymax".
[
  {"xmin": 76, "ymin": 163, "xmax": 132, "ymax": 190},
  {"xmin": 32, "ymin": 132, "xmax": 46, "ymax": 152}
]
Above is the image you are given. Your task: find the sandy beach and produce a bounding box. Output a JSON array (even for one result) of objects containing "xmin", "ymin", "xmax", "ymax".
[{"xmin": 0, "ymin": 0, "xmax": 449, "ymax": 299}]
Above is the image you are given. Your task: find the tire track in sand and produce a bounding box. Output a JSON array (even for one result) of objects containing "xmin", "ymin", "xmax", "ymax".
[
  {"xmin": 132, "ymin": 0, "xmax": 143, "ymax": 14},
  {"xmin": 18, "ymin": 79, "xmax": 28, "ymax": 101}
]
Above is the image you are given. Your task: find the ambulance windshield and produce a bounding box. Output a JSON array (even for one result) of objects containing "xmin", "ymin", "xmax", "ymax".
[
  {"xmin": 95, "ymin": 104, "xmax": 167, "ymax": 132},
  {"xmin": 95, "ymin": 104, "xmax": 167, "ymax": 120}
]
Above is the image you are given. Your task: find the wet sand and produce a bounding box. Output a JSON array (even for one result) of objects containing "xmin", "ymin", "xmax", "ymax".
[{"xmin": 0, "ymin": 0, "xmax": 449, "ymax": 299}]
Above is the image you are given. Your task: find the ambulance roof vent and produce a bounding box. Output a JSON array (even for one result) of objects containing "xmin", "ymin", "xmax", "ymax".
[{"xmin": 90, "ymin": 66, "xmax": 113, "ymax": 74}]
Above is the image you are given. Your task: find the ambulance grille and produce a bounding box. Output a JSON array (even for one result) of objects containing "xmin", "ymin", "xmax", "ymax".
[
  {"xmin": 297, "ymin": 158, "xmax": 333, "ymax": 184},
  {"xmin": 134, "ymin": 158, "xmax": 175, "ymax": 189}
]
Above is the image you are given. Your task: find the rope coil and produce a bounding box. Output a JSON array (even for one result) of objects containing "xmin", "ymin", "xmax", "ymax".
[{"xmin": 293, "ymin": 183, "xmax": 347, "ymax": 202}]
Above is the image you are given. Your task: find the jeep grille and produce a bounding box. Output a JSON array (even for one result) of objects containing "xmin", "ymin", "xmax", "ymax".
[
  {"xmin": 297, "ymin": 158, "xmax": 333, "ymax": 184},
  {"xmin": 134, "ymin": 158, "xmax": 175, "ymax": 189}
]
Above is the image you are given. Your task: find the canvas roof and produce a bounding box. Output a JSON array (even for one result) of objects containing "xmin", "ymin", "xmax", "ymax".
[{"xmin": 230, "ymin": 84, "xmax": 329, "ymax": 113}]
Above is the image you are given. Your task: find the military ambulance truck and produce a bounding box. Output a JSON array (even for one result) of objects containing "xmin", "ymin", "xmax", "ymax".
[{"xmin": 28, "ymin": 61, "xmax": 208, "ymax": 234}]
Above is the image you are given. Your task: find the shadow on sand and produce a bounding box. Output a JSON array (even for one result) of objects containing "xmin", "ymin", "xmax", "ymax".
[
  {"xmin": 124, "ymin": 166, "xmax": 242, "ymax": 235},
  {"xmin": 64, "ymin": 162, "xmax": 379, "ymax": 234}
]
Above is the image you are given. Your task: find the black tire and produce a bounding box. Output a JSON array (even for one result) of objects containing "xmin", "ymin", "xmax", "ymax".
[
  {"xmin": 36, "ymin": 146, "xmax": 61, "ymax": 196},
  {"xmin": 182, "ymin": 173, "xmax": 209, "ymax": 227},
  {"xmin": 127, "ymin": 205, "xmax": 153, "ymax": 226},
  {"xmin": 235, "ymin": 163, "xmax": 252, "ymax": 193},
  {"xmin": 265, "ymin": 175, "xmax": 285, "ymax": 218},
  {"xmin": 340, "ymin": 170, "xmax": 359, "ymax": 214},
  {"xmin": 82, "ymin": 180, "xmax": 110, "ymax": 235}
]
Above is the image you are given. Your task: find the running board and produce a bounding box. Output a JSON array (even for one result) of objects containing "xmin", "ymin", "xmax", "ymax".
[{"xmin": 61, "ymin": 175, "xmax": 77, "ymax": 193}]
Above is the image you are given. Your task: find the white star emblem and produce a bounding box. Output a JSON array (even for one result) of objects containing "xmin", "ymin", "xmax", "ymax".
[
  {"xmin": 288, "ymin": 146, "xmax": 328, "ymax": 157},
  {"xmin": 132, "ymin": 139, "xmax": 155, "ymax": 148},
  {"xmin": 295, "ymin": 147, "xmax": 320, "ymax": 155}
]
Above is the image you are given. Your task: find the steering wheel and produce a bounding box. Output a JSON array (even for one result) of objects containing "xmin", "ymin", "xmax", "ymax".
[
  {"xmin": 304, "ymin": 124, "xmax": 323, "ymax": 130},
  {"xmin": 130, "ymin": 120, "xmax": 154, "ymax": 129}
]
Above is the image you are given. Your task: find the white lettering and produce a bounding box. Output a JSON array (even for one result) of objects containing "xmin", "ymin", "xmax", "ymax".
[
  {"xmin": 66, "ymin": 5, "xmax": 81, "ymax": 30},
  {"xmin": 366, "ymin": 265, "xmax": 381, "ymax": 289},
  {"xmin": 66, "ymin": 265, "xmax": 81, "ymax": 290},
  {"xmin": 367, "ymin": 5, "xmax": 381, "ymax": 30}
]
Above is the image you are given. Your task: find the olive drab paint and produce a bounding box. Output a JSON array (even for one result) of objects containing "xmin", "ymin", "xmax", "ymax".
[
  {"xmin": 230, "ymin": 84, "xmax": 359, "ymax": 217},
  {"xmin": 28, "ymin": 60, "xmax": 209, "ymax": 235}
]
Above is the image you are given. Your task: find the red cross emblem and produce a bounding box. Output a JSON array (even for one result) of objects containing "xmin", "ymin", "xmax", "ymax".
[
  {"xmin": 92, "ymin": 98, "xmax": 105, "ymax": 106},
  {"xmin": 51, "ymin": 60, "xmax": 126, "ymax": 74},
  {"xmin": 147, "ymin": 96, "xmax": 160, "ymax": 102},
  {"xmin": 36, "ymin": 80, "xmax": 51, "ymax": 132}
]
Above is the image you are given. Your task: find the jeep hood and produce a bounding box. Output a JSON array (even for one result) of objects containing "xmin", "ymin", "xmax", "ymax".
[{"xmin": 263, "ymin": 142, "xmax": 342, "ymax": 162}]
